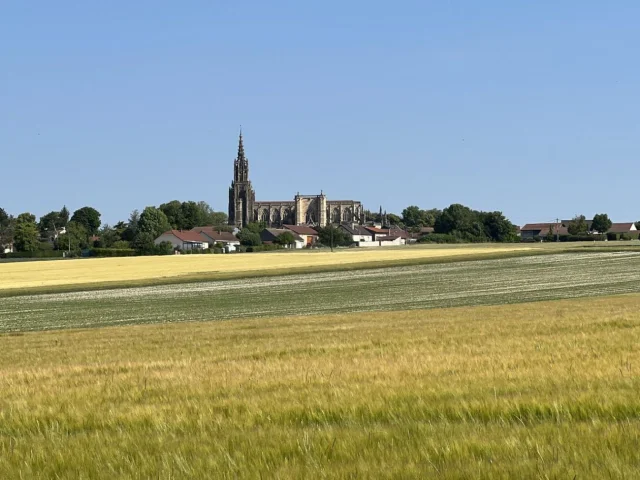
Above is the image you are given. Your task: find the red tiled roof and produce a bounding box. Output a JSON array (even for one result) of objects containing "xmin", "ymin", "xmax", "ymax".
[
  {"xmin": 283, "ymin": 224, "xmax": 318, "ymax": 235},
  {"xmin": 365, "ymin": 226, "xmax": 386, "ymax": 233},
  {"xmin": 162, "ymin": 230, "xmax": 208, "ymax": 243},
  {"xmin": 191, "ymin": 227, "xmax": 238, "ymax": 242},
  {"xmin": 377, "ymin": 235, "xmax": 401, "ymax": 241}
]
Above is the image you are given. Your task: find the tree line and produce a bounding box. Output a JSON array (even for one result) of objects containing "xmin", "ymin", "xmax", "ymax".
[{"xmin": 0, "ymin": 201, "xmax": 227, "ymax": 256}]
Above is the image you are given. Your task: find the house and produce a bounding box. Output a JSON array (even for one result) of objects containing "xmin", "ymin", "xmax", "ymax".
[
  {"xmin": 155, "ymin": 230, "xmax": 209, "ymax": 251},
  {"xmin": 339, "ymin": 224, "xmax": 374, "ymax": 243},
  {"xmin": 191, "ymin": 227, "xmax": 240, "ymax": 251},
  {"xmin": 282, "ymin": 224, "xmax": 318, "ymax": 247},
  {"xmin": 364, "ymin": 226, "xmax": 408, "ymax": 245},
  {"xmin": 520, "ymin": 223, "xmax": 569, "ymax": 239},
  {"xmin": 259, "ymin": 228, "xmax": 305, "ymax": 249},
  {"xmin": 607, "ymin": 223, "xmax": 637, "ymax": 235},
  {"xmin": 2, "ymin": 243, "xmax": 13, "ymax": 254}
]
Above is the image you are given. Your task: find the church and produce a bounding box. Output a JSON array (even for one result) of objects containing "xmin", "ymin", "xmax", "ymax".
[{"xmin": 228, "ymin": 132, "xmax": 364, "ymax": 229}]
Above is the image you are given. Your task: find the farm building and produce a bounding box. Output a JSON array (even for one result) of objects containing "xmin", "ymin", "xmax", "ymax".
[{"xmin": 155, "ymin": 230, "xmax": 209, "ymax": 251}]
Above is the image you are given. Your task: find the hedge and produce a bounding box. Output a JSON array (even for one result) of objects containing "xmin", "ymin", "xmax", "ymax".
[
  {"xmin": 90, "ymin": 248, "xmax": 137, "ymax": 257},
  {"xmin": 2, "ymin": 250, "xmax": 65, "ymax": 259}
]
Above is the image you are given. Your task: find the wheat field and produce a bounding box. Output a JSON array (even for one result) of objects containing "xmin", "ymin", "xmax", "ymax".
[
  {"xmin": 1, "ymin": 295, "xmax": 639, "ymax": 478},
  {"xmin": 0, "ymin": 244, "xmax": 535, "ymax": 292}
]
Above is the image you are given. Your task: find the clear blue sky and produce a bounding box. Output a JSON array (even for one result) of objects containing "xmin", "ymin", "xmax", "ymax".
[{"xmin": 2, "ymin": 1, "xmax": 639, "ymax": 226}]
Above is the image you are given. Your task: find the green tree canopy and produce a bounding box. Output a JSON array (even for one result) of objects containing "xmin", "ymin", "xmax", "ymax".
[
  {"xmin": 160, "ymin": 200, "xmax": 228, "ymax": 230},
  {"xmin": 238, "ymin": 229, "xmax": 262, "ymax": 246},
  {"xmin": 591, "ymin": 213, "xmax": 612, "ymax": 234},
  {"xmin": 480, "ymin": 211, "xmax": 518, "ymax": 242},
  {"xmin": 401, "ymin": 206, "xmax": 423, "ymax": 227},
  {"xmin": 70, "ymin": 207, "xmax": 101, "ymax": 235},
  {"xmin": 55, "ymin": 221, "xmax": 88, "ymax": 252},
  {"xmin": 567, "ymin": 215, "xmax": 589, "ymax": 235},
  {"xmin": 137, "ymin": 207, "xmax": 171, "ymax": 239},
  {"xmin": 0, "ymin": 208, "xmax": 15, "ymax": 249},
  {"xmin": 38, "ymin": 207, "xmax": 68, "ymax": 237},
  {"xmin": 275, "ymin": 231, "xmax": 296, "ymax": 246},
  {"xmin": 13, "ymin": 213, "xmax": 40, "ymax": 252},
  {"xmin": 315, "ymin": 226, "xmax": 352, "ymax": 248}
]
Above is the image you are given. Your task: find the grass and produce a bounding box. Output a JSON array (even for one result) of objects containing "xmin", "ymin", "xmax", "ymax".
[
  {"xmin": 1, "ymin": 295, "xmax": 639, "ymax": 478},
  {"xmin": 3, "ymin": 251, "xmax": 640, "ymax": 333}
]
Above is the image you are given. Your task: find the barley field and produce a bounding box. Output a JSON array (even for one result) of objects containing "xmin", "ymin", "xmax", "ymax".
[
  {"xmin": 2, "ymin": 251, "xmax": 640, "ymax": 333},
  {"xmin": 0, "ymin": 243, "xmax": 538, "ymax": 293},
  {"xmin": 1, "ymin": 295, "xmax": 639, "ymax": 478}
]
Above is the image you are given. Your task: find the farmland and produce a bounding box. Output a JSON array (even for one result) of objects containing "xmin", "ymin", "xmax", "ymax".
[
  {"xmin": 1, "ymin": 295, "xmax": 639, "ymax": 478},
  {"xmin": 0, "ymin": 243, "xmax": 544, "ymax": 294},
  {"xmin": 2, "ymin": 250, "xmax": 640, "ymax": 478},
  {"xmin": 2, "ymin": 251, "xmax": 640, "ymax": 333}
]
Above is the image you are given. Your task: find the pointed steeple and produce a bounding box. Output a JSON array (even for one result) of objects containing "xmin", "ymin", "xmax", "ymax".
[
  {"xmin": 234, "ymin": 127, "xmax": 249, "ymax": 182},
  {"xmin": 237, "ymin": 127, "xmax": 245, "ymax": 162}
]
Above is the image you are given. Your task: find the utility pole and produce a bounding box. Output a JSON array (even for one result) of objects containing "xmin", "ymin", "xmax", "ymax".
[{"xmin": 330, "ymin": 225, "xmax": 334, "ymax": 252}]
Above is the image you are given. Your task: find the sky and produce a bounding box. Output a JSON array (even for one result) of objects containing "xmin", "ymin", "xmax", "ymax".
[{"xmin": 2, "ymin": 1, "xmax": 639, "ymax": 226}]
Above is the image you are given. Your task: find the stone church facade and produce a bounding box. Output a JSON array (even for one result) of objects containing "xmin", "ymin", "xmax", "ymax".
[{"xmin": 228, "ymin": 132, "xmax": 363, "ymax": 229}]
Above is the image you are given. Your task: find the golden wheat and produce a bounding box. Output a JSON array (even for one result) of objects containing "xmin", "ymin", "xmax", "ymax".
[
  {"xmin": 1, "ymin": 295, "xmax": 639, "ymax": 478},
  {"xmin": 0, "ymin": 243, "xmax": 535, "ymax": 291}
]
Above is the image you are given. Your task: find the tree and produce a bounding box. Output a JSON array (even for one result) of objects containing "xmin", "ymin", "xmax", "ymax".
[
  {"xmin": 55, "ymin": 221, "xmax": 88, "ymax": 252},
  {"xmin": 245, "ymin": 221, "xmax": 267, "ymax": 234},
  {"xmin": 0, "ymin": 208, "xmax": 15, "ymax": 249},
  {"xmin": 121, "ymin": 210, "xmax": 140, "ymax": 242},
  {"xmin": 567, "ymin": 215, "xmax": 588, "ymax": 235},
  {"xmin": 402, "ymin": 206, "xmax": 424, "ymax": 227},
  {"xmin": 545, "ymin": 224, "xmax": 555, "ymax": 242},
  {"xmin": 237, "ymin": 229, "xmax": 262, "ymax": 246},
  {"xmin": 59, "ymin": 206, "xmax": 70, "ymax": 227},
  {"xmin": 422, "ymin": 209, "xmax": 441, "ymax": 227},
  {"xmin": 196, "ymin": 201, "xmax": 227, "ymax": 226},
  {"xmin": 275, "ymin": 231, "xmax": 296, "ymax": 247},
  {"xmin": 70, "ymin": 207, "xmax": 101, "ymax": 235},
  {"xmin": 315, "ymin": 225, "xmax": 352, "ymax": 248},
  {"xmin": 480, "ymin": 211, "xmax": 518, "ymax": 242},
  {"xmin": 386, "ymin": 213, "xmax": 403, "ymax": 227},
  {"xmin": 434, "ymin": 204, "xmax": 485, "ymax": 241},
  {"xmin": 95, "ymin": 224, "xmax": 120, "ymax": 248},
  {"xmin": 132, "ymin": 232, "xmax": 157, "ymax": 255},
  {"xmin": 591, "ymin": 213, "xmax": 612, "ymax": 234},
  {"xmin": 38, "ymin": 207, "xmax": 68, "ymax": 238},
  {"xmin": 13, "ymin": 213, "xmax": 40, "ymax": 252},
  {"xmin": 159, "ymin": 200, "xmax": 184, "ymax": 229},
  {"xmin": 137, "ymin": 207, "xmax": 171, "ymax": 239}
]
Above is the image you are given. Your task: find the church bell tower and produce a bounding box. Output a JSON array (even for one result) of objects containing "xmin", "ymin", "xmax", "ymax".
[{"xmin": 228, "ymin": 130, "xmax": 255, "ymax": 228}]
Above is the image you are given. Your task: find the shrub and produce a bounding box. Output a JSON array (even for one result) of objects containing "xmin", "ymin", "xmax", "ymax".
[
  {"xmin": 607, "ymin": 232, "xmax": 619, "ymax": 241},
  {"xmin": 620, "ymin": 233, "xmax": 632, "ymax": 241}
]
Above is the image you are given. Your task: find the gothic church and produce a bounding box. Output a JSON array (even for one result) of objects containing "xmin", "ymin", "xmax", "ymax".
[{"xmin": 228, "ymin": 132, "xmax": 364, "ymax": 229}]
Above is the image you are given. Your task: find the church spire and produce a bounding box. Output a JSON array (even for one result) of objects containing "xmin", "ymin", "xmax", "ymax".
[
  {"xmin": 235, "ymin": 127, "xmax": 249, "ymax": 182},
  {"xmin": 237, "ymin": 127, "xmax": 245, "ymax": 162}
]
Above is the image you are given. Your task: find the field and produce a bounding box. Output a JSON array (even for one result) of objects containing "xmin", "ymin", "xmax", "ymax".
[
  {"xmin": 2, "ymin": 251, "xmax": 640, "ymax": 333},
  {"xmin": 0, "ymin": 243, "xmax": 544, "ymax": 294},
  {"xmin": 2, "ymin": 249, "xmax": 640, "ymax": 478},
  {"xmin": 1, "ymin": 295, "xmax": 639, "ymax": 478}
]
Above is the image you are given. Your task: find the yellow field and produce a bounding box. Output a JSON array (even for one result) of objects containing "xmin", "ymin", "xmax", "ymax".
[
  {"xmin": 0, "ymin": 243, "xmax": 535, "ymax": 291},
  {"xmin": 1, "ymin": 295, "xmax": 639, "ymax": 478}
]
